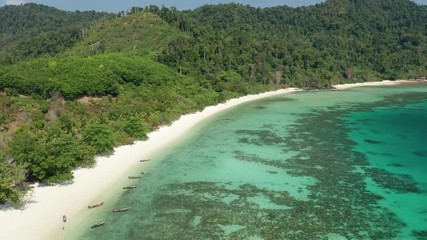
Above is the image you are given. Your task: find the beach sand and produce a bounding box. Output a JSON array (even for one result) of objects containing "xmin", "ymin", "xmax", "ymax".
[
  {"xmin": 0, "ymin": 88, "xmax": 298, "ymax": 240},
  {"xmin": 333, "ymin": 79, "xmax": 424, "ymax": 90},
  {"xmin": 1, "ymin": 79, "xmax": 425, "ymax": 240}
]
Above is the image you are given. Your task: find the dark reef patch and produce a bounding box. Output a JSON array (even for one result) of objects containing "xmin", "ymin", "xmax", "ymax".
[
  {"xmin": 234, "ymin": 150, "xmax": 286, "ymax": 169},
  {"xmin": 364, "ymin": 168, "xmax": 421, "ymax": 193},
  {"xmin": 412, "ymin": 230, "xmax": 427, "ymax": 238},
  {"xmin": 364, "ymin": 139, "xmax": 384, "ymax": 144},
  {"xmin": 398, "ymin": 134, "xmax": 408, "ymax": 139},
  {"xmin": 413, "ymin": 151, "xmax": 427, "ymax": 157},
  {"xmin": 261, "ymin": 124, "xmax": 277, "ymax": 129},
  {"xmin": 236, "ymin": 129, "xmax": 285, "ymax": 146},
  {"xmin": 388, "ymin": 163, "xmax": 404, "ymax": 167}
]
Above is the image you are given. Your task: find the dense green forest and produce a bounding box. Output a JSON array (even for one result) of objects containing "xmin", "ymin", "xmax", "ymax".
[
  {"xmin": 0, "ymin": 3, "xmax": 114, "ymax": 64},
  {"xmin": 1, "ymin": 0, "xmax": 427, "ymax": 204},
  {"xmin": 152, "ymin": 0, "xmax": 427, "ymax": 86}
]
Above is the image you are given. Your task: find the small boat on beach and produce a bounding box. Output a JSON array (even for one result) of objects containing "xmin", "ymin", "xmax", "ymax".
[
  {"xmin": 90, "ymin": 221, "xmax": 105, "ymax": 229},
  {"xmin": 112, "ymin": 207, "xmax": 132, "ymax": 213},
  {"xmin": 140, "ymin": 159, "xmax": 150, "ymax": 162},
  {"xmin": 123, "ymin": 185, "xmax": 136, "ymax": 189},
  {"xmin": 128, "ymin": 176, "xmax": 142, "ymax": 179},
  {"xmin": 88, "ymin": 202, "xmax": 104, "ymax": 209}
]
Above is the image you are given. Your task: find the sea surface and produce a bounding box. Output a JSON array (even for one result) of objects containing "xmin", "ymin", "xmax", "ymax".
[{"xmin": 67, "ymin": 82, "xmax": 427, "ymax": 240}]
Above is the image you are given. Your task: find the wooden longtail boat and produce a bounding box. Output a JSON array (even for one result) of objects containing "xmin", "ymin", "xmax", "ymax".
[
  {"xmin": 123, "ymin": 185, "xmax": 136, "ymax": 189},
  {"xmin": 139, "ymin": 159, "xmax": 150, "ymax": 162},
  {"xmin": 128, "ymin": 176, "xmax": 142, "ymax": 179},
  {"xmin": 90, "ymin": 221, "xmax": 105, "ymax": 229},
  {"xmin": 112, "ymin": 207, "xmax": 132, "ymax": 213},
  {"xmin": 88, "ymin": 202, "xmax": 104, "ymax": 209}
]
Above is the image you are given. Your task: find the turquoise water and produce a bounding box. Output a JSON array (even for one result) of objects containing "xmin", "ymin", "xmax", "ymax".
[{"xmin": 70, "ymin": 83, "xmax": 427, "ymax": 239}]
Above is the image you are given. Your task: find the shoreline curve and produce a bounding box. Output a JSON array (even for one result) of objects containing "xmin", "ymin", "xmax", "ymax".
[{"xmin": 1, "ymin": 79, "xmax": 426, "ymax": 240}]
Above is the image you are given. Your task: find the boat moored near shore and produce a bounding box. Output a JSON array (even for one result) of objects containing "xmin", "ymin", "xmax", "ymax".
[
  {"xmin": 90, "ymin": 221, "xmax": 105, "ymax": 229},
  {"xmin": 88, "ymin": 202, "xmax": 104, "ymax": 209},
  {"xmin": 128, "ymin": 176, "xmax": 142, "ymax": 179},
  {"xmin": 112, "ymin": 207, "xmax": 131, "ymax": 213}
]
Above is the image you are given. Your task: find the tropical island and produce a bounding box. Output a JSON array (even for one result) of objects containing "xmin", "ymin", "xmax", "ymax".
[{"xmin": 0, "ymin": 0, "xmax": 426, "ymax": 234}]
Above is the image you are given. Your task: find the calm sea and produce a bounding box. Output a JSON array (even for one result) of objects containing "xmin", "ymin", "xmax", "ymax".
[{"xmin": 67, "ymin": 83, "xmax": 427, "ymax": 240}]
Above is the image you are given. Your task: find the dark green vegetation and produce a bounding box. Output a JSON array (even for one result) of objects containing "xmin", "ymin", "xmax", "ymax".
[
  {"xmin": 152, "ymin": 0, "xmax": 427, "ymax": 87},
  {"xmin": 0, "ymin": 3, "xmax": 114, "ymax": 64},
  {"xmin": 1, "ymin": 0, "xmax": 427, "ymax": 204}
]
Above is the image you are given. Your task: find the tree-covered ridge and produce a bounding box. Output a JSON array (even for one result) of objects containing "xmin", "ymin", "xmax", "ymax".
[
  {"xmin": 69, "ymin": 12, "xmax": 186, "ymax": 58},
  {"xmin": 0, "ymin": 3, "xmax": 114, "ymax": 64},
  {"xmin": 152, "ymin": 0, "xmax": 427, "ymax": 87}
]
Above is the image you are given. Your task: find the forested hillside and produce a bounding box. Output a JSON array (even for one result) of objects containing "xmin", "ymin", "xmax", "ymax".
[
  {"xmin": 1, "ymin": 0, "xmax": 427, "ymax": 204},
  {"xmin": 150, "ymin": 0, "xmax": 427, "ymax": 87},
  {"xmin": 68, "ymin": 12, "xmax": 184, "ymax": 57},
  {"xmin": 0, "ymin": 3, "xmax": 113, "ymax": 64}
]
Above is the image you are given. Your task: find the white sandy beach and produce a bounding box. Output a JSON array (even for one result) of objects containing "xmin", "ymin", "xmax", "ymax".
[
  {"xmin": 0, "ymin": 88, "xmax": 299, "ymax": 240},
  {"xmin": 333, "ymin": 79, "xmax": 424, "ymax": 90},
  {"xmin": 1, "ymin": 80, "xmax": 425, "ymax": 240}
]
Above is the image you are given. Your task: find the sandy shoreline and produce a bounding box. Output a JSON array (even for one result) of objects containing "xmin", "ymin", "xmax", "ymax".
[
  {"xmin": 0, "ymin": 80, "xmax": 425, "ymax": 240},
  {"xmin": 0, "ymin": 88, "xmax": 298, "ymax": 240},
  {"xmin": 333, "ymin": 79, "xmax": 426, "ymax": 90}
]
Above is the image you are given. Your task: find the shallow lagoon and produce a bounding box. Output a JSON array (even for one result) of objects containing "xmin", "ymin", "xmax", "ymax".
[{"xmin": 72, "ymin": 83, "xmax": 427, "ymax": 240}]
